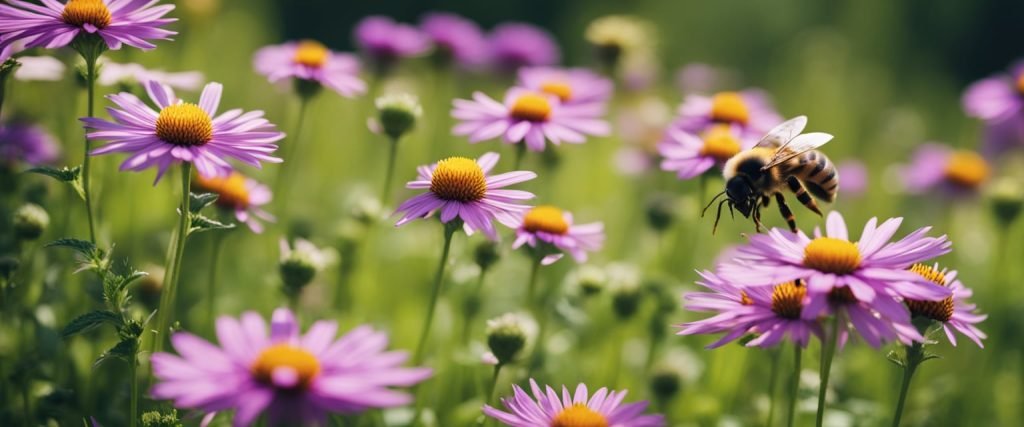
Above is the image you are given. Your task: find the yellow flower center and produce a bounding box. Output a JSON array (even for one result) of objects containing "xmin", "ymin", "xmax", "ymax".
[
  {"xmin": 523, "ymin": 205, "xmax": 570, "ymax": 235},
  {"xmin": 771, "ymin": 281, "xmax": 806, "ymax": 319},
  {"xmin": 293, "ymin": 40, "xmax": 330, "ymax": 68},
  {"xmin": 740, "ymin": 291, "xmax": 753, "ymax": 306},
  {"xmin": 943, "ymin": 150, "xmax": 989, "ymax": 189},
  {"xmin": 709, "ymin": 92, "xmax": 750, "ymax": 125},
  {"xmin": 905, "ymin": 264, "xmax": 954, "ymax": 322},
  {"xmin": 1017, "ymin": 73, "xmax": 1024, "ymax": 95},
  {"xmin": 62, "ymin": 0, "xmax": 112, "ymax": 29},
  {"xmin": 155, "ymin": 103, "xmax": 213, "ymax": 146},
  {"xmin": 699, "ymin": 125, "xmax": 742, "ymax": 162},
  {"xmin": 430, "ymin": 157, "xmax": 487, "ymax": 202},
  {"xmin": 510, "ymin": 92, "xmax": 552, "ymax": 122},
  {"xmin": 540, "ymin": 81, "xmax": 573, "ymax": 102},
  {"xmin": 551, "ymin": 404, "xmax": 609, "ymax": 427},
  {"xmin": 194, "ymin": 172, "xmax": 250, "ymax": 209},
  {"xmin": 250, "ymin": 344, "xmax": 321, "ymax": 389},
  {"xmin": 803, "ymin": 237, "xmax": 861, "ymax": 275}
]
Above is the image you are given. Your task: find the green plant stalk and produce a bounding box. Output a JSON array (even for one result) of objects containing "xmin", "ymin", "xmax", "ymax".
[
  {"xmin": 481, "ymin": 363, "xmax": 504, "ymax": 427},
  {"xmin": 787, "ymin": 344, "xmax": 802, "ymax": 427},
  {"xmin": 153, "ymin": 162, "xmax": 193, "ymax": 354},
  {"xmin": 767, "ymin": 348, "xmax": 781, "ymax": 427},
  {"xmin": 524, "ymin": 256, "xmax": 542, "ymax": 306},
  {"xmin": 206, "ymin": 231, "xmax": 227, "ymax": 331},
  {"xmin": 82, "ymin": 53, "xmax": 99, "ymax": 243},
  {"xmin": 462, "ymin": 267, "xmax": 488, "ymax": 345},
  {"xmin": 815, "ymin": 318, "xmax": 840, "ymax": 427},
  {"xmin": 274, "ymin": 97, "xmax": 310, "ymax": 197},
  {"xmin": 379, "ymin": 136, "xmax": 400, "ymax": 205},
  {"xmin": 413, "ymin": 221, "xmax": 458, "ymax": 364},
  {"xmin": 513, "ymin": 142, "xmax": 527, "ymax": 170},
  {"xmin": 130, "ymin": 349, "xmax": 138, "ymax": 427},
  {"xmin": 890, "ymin": 340, "xmax": 925, "ymax": 427}
]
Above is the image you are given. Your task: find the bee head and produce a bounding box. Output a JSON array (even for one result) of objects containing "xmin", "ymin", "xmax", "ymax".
[{"xmin": 725, "ymin": 176, "xmax": 755, "ymax": 217}]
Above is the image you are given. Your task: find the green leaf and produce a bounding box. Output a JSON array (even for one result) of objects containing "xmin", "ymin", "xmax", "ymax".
[
  {"xmin": 189, "ymin": 192, "xmax": 219, "ymax": 214},
  {"xmin": 189, "ymin": 213, "xmax": 235, "ymax": 235},
  {"xmin": 94, "ymin": 338, "xmax": 137, "ymax": 367},
  {"xmin": 27, "ymin": 166, "xmax": 86, "ymax": 200},
  {"xmin": 45, "ymin": 238, "xmax": 98, "ymax": 257},
  {"xmin": 886, "ymin": 350, "xmax": 905, "ymax": 367},
  {"xmin": 61, "ymin": 310, "xmax": 121, "ymax": 338}
]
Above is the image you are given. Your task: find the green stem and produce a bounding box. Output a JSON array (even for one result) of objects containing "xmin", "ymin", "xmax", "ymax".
[
  {"xmin": 890, "ymin": 341, "xmax": 924, "ymax": 427},
  {"xmin": 274, "ymin": 97, "xmax": 310, "ymax": 197},
  {"xmin": 786, "ymin": 344, "xmax": 802, "ymax": 427},
  {"xmin": 153, "ymin": 162, "xmax": 193, "ymax": 354},
  {"xmin": 413, "ymin": 221, "xmax": 458, "ymax": 364},
  {"xmin": 83, "ymin": 53, "xmax": 99, "ymax": 243},
  {"xmin": 513, "ymin": 142, "xmax": 527, "ymax": 170},
  {"xmin": 487, "ymin": 364, "xmax": 503, "ymax": 407},
  {"xmin": 206, "ymin": 231, "xmax": 227, "ymax": 331},
  {"xmin": 380, "ymin": 137, "xmax": 400, "ymax": 206},
  {"xmin": 815, "ymin": 318, "xmax": 840, "ymax": 427},
  {"xmin": 767, "ymin": 348, "xmax": 781, "ymax": 427},
  {"xmin": 525, "ymin": 256, "xmax": 542, "ymax": 306},
  {"xmin": 129, "ymin": 351, "xmax": 138, "ymax": 427},
  {"xmin": 462, "ymin": 267, "xmax": 488, "ymax": 345}
]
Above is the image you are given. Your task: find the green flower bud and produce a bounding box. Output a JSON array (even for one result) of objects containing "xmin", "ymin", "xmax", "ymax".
[
  {"xmin": 13, "ymin": 203, "xmax": 49, "ymax": 241},
  {"xmin": 585, "ymin": 15, "xmax": 657, "ymax": 72},
  {"xmin": 574, "ymin": 265, "xmax": 607, "ymax": 297},
  {"xmin": 376, "ymin": 93, "xmax": 422, "ymax": 140},
  {"xmin": 279, "ymin": 238, "xmax": 334, "ymax": 297},
  {"xmin": 141, "ymin": 409, "xmax": 182, "ymax": 427},
  {"xmin": 607, "ymin": 263, "xmax": 642, "ymax": 318},
  {"xmin": 486, "ymin": 313, "xmax": 534, "ymax": 365},
  {"xmin": 645, "ymin": 193, "xmax": 677, "ymax": 232},
  {"xmin": 989, "ymin": 177, "xmax": 1023, "ymax": 227},
  {"xmin": 474, "ymin": 241, "xmax": 501, "ymax": 271},
  {"xmin": 649, "ymin": 365, "xmax": 682, "ymax": 402}
]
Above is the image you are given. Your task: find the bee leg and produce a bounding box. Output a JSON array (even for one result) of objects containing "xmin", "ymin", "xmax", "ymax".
[
  {"xmin": 787, "ymin": 176, "xmax": 823, "ymax": 216},
  {"xmin": 775, "ymin": 192, "xmax": 798, "ymax": 232},
  {"xmin": 712, "ymin": 199, "xmax": 728, "ymax": 234},
  {"xmin": 752, "ymin": 204, "xmax": 764, "ymax": 232}
]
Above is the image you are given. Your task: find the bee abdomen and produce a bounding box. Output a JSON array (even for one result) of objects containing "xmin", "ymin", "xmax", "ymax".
[{"xmin": 787, "ymin": 150, "xmax": 838, "ymax": 202}]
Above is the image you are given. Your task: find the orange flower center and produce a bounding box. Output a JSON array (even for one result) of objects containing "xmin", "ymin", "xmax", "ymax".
[
  {"xmin": 803, "ymin": 238, "xmax": 861, "ymax": 275},
  {"xmin": 709, "ymin": 92, "xmax": 750, "ymax": 125},
  {"xmin": 699, "ymin": 125, "xmax": 742, "ymax": 162},
  {"xmin": 551, "ymin": 404, "xmax": 609, "ymax": 427},
  {"xmin": 771, "ymin": 281, "xmax": 806, "ymax": 319},
  {"xmin": 540, "ymin": 81, "xmax": 573, "ymax": 102},
  {"xmin": 1017, "ymin": 73, "xmax": 1024, "ymax": 96},
  {"xmin": 293, "ymin": 40, "xmax": 329, "ymax": 68},
  {"xmin": 510, "ymin": 92, "xmax": 552, "ymax": 122},
  {"xmin": 194, "ymin": 172, "xmax": 251, "ymax": 209},
  {"xmin": 430, "ymin": 157, "xmax": 487, "ymax": 202},
  {"xmin": 523, "ymin": 205, "xmax": 570, "ymax": 235},
  {"xmin": 905, "ymin": 264, "xmax": 954, "ymax": 322},
  {"xmin": 250, "ymin": 344, "xmax": 321, "ymax": 390},
  {"xmin": 943, "ymin": 150, "xmax": 989, "ymax": 189},
  {"xmin": 156, "ymin": 103, "xmax": 213, "ymax": 146},
  {"xmin": 62, "ymin": 0, "xmax": 112, "ymax": 29}
]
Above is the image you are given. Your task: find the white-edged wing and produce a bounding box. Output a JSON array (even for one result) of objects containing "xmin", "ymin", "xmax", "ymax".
[
  {"xmin": 762, "ymin": 132, "xmax": 834, "ymax": 170},
  {"xmin": 755, "ymin": 116, "xmax": 808, "ymax": 148}
]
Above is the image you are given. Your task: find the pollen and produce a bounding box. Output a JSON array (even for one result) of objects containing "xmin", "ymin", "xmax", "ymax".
[
  {"xmin": 771, "ymin": 281, "xmax": 806, "ymax": 319},
  {"xmin": 430, "ymin": 157, "xmax": 487, "ymax": 202},
  {"xmin": 943, "ymin": 150, "xmax": 989, "ymax": 189},
  {"xmin": 905, "ymin": 264, "xmax": 954, "ymax": 322},
  {"xmin": 293, "ymin": 40, "xmax": 330, "ymax": 68},
  {"xmin": 251, "ymin": 344, "xmax": 321, "ymax": 389},
  {"xmin": 699, "ymin": 125, "xmax": 742, "ymax": 162},
  {"xmin": 155, "ymin": 103, "xmax": 214, "ymax": 146},
  {"xmin": 740, "ymin": 291, "xmax": 753, "ymax": 306},
  {"xmin": 523, "ymin": 205, "xmax": 570, "ymax": 235},
  {"xmin": 509, "ymin": 92, "xmax": 552, "ymax": 122},
  {"xmin": 551, "ymin": 404, "xmax": 609, "ymax": 427},
  {"xmin": 194, "ymin": 172, "xmax": 250, "ymax": 209},
  {"xmin": 803, "ymin": 237, "xmax": 861, "ymax": 275},
  {"xmin": 62, "ymin": 0, "xmax": 112, "ymax": 29},
  {"xmin": 709, "ymin": 92, "xmax": 750, "ymax": 125},
  {"xmin": 540, "ymin": 81, "xmax": 573, "ymax": 102}
]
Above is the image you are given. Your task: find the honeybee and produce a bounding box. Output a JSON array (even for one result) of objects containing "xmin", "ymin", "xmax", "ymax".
[{"xmin": 705, "ymin": 115, "xmax": 838, "ymax": 233}]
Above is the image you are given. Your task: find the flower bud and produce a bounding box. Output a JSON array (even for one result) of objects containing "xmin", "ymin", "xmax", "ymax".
[
  {"xmin": 376, "ymin": 93, "xmax": 422, "ymax": 140},
  {"xmin": 574, "ymin": 265, "xmax": 607, "ymax": 297},
  {"xmin": 279, "ymin": 238, "xmax": 334, "ymax": 297},
  {"xmin": 989, "ymin": 177, "xmax": 1023, "ymax": 227},
  {"xmin": 645, "ymin": 193, "xmax": 677, "ymax": 232},
  {"xmin": 584, "ymin": 15, "xmax": 656, "ymax": 72},
  {"xmin": 13, "ymin": 203, "xmax": 49, "ymax": 241},
  {"xmin": 649, "ymin": 365, "xmax": 682, "ymax": 402},
  {"xmin": 485, "ymin": 312, "xmax": 534, "ymax": 365},
  {"xmin": 474, "ymin": 241, "xmax": 501, "ymax": 271},
  {"xmin": 141, "ymin": 409, "xmax": 181, "ymax": 427},
  {"xmin": 607, "ymin": 263, "xmax": 642, "ymax": 319}
]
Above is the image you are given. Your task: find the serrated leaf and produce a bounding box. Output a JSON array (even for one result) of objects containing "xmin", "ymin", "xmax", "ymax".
[
  {"xmin": 122, "ymin": 270, "xmax": 148, "ymax": 286},
  {"xmin": 921, "ymin": 352, "xmax": 942, "ymax": 362},
  {"xmin": 189, "ymin": 214, "xmax": 235, "ymax": 235},
  {"xmin": 28, "ymin": 166, "xmax": 86, "ymax": 200},
  {"xmin": 94, "ymin": 338, "xmax": 137, "ymax": 367},
  {"xmin": 189, "ymin": 192, "xmax": 219, "ymax": 214},
  {"xmin": 61, "ymin": 310, "xmax": 121, "ymax": 338},
  {"xmin": 886, "ymin": 350, "xmax": 905, "ymax": 367},
  {"xmin": 45, "ymin": 238, "xmax": 98, "ymax": 256}
]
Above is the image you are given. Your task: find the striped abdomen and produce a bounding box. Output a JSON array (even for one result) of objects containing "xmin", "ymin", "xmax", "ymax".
[{"xmin": 784, "ymin": 150, "xmax": 838, "ymax": 202}]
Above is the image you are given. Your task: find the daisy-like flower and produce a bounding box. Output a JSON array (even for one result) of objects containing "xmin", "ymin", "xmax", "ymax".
[
  {"xmin": 901, "ymin": 143, "xmax": 989, "ymax": 196},
  {"xmin": 354, "ymin": 16, "xmax": 431, "ymax": 69},
  {"xmin": 658, "ymin": 124, "xmax": 754, "ymax": 179},
  {"xmin": 395, "ymin": 152, "xmax": 536, "ymax": 240},
  {"xmin": 962, "ymin": 62, "xmax": 1024, "ymax": 156},
  {"xmin": 151, "ymin": 308, "xmax": 432, "ymax": 426},
  {"xmin": 0, "ymin": 0, "xmax": 177, "ymax": 52},
  {"xmin": 673, "ymin": 90, "xmax": 782, "ymax": 138},
  {"xmin": 97, "ymin": 60, "xmax": 203, "ymax": 90},
  {"xmin": 13, "ymin": 56, "xmax": 65, "ymax": 81},
  {"xmin": 487, "ymin": 22, "xmax": 560, "ymax": 71},
  {"xmin": 677, "ymin": 270, "xmax": 756, "ymax": 338},
  {"xmin": 512, "ymin": 205, "xmax": 604, "ymax": 265},
  {"xmin": 452, "ymin": 88, "xmax": 610, "ymax": 152},
  {"xmin": 483, "ymin": 378, "xmax": 665, "ymax": 427},
  {"xmin": 905, "ymin": 263, "xmax": 987, "ymax": 347},
  {"xmin": 85, "ymin": 80, "xmax": 284, "ymax": 183},
  {"xmin": 420, "ymin": 12, "xmax": 487, "ymax": 68},
  {"xmin": 253, "ymin": 40, "xmax": 366, "ymax": 98},
  {"xmin": 516, "ymin": 66, "xmax": 613, "ymax": 107},
  {"xmin": 0, "ymin": 121, "xmax": 61, "ymax": 166},
  {"xmin": 193, "ymin": 172, "xmax": 274, "ymax": 233}
]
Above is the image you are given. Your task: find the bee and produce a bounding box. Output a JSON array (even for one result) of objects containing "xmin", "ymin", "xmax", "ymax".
[{"xmin": 705, "ymin": 115, "xmax": 838, "ymax": 233}]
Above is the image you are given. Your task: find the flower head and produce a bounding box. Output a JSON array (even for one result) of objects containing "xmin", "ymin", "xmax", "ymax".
[
  {"xmin": 0, "ymin": 0, "xmax": 176, "ymax": 52},
  {"xmin": 420, "ymin": 12, "xmax": 487, "ymax": 68},
  {"xmin": 151, "ymin": 308, "xmax": 431, "ymax": 426},
  {"xmin": 902, "ymin": 143, "xmax": 989, "ymax": 196},
  {"xmin": 485, "ymin": 312, "xmax": 537, "ymax": 365},
  {"xmin": 658, "ymin": 124, "xmax": 755, "ymax": 180},
  {"xmin": 584, "ymin": 15, "xmax": 656, "ymax": 70},
  {"xmin": 452, "ymin": 88, "xmax": 610, "ymax": 152},
  {"xmin": 516, "ymin": 66, "xmax": 613, "ymax": 107},
  {"xmin": 673, "ymin": 89, "xmax": 782, "ymax": 139},
  {"xmin": 0, "ymin": 121, "xmax": 60, "ymax": 166},
  {"xmin": 374, "ymin": 93, "xmax": 422, "ymax": 140},
  {"xmin": 193, "ymin": 172, "xmax": 274, "ymax": 233},
  {"xmin": 483, "ymin": 378, "xmax": 665, "ymax": 427},
  {"xmin": 98, "ymin": 60, "xmax": 202, "ymax": 90},
  {"xmin": 487, "ymin": 22, "xmax": 560, "ymax": 71},
  {"xmin": 836, "ymin": 160, "xmax": 867, "ymax": 198},
  {"xmin": 905, "ymin": 263, "xmax": 986, "ymax": 347},
  {"xmin": 962, "ymin": 62, "xmax": 1024, "ymax": 156},
  {"xmin": 85, "ymin": 80, "xmax": 284, "ymax": 183},
  {"xmin": 512, "ymin": 205, "xmax": 604, "ymax": 265},
  {"xmin": 395, "ymin": 152, "xmax": 536, "ymax": 240},
  {"xmin": 254, "ymin": 40, "xmax": 366, "ymax": 98},
  {"xmin": 354, "ymin": 16, "xmax": 431, "ymax": 66}
]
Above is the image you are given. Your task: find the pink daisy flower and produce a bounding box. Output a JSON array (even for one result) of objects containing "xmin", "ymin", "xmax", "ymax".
[
  {"xmin": 905, "ymin": 263, "xmax": 987, "ymax": 347},
  {"xmin": 85, "ymin": 80, "xmax": 284, "ymax": 183},
  {"xmin": 395, "ymin": 152, "xmax": 536, "ymax": 240},
  {"xmin": 151, "ymin": 308, "xmax": 431, "ymax": 426},
  {"xmin": 516, "ymin": 66, "xmax": 613, "ymax": 107},
  {"xmin": 901, "ymin": 143, "xmax": 989, "ymax": 196},
  {"xmin": 452, "ymin": 87, "xmax": 610, "ymax": 152},
  {"xmin": 658, "ymin": 123, "xmax": 755, "ymax": 180},
  {"xmin": 673, "ymin": 89, "xmax": 782, "ymax": 139},
  {"xmin": 0, "ymin": 0, "xmax": 177, "ymax": 52},
  {"xmin": 483, "ymin": 378, "xmax": 665, "ymax": 427},
  {"xmin": 961, "ymin": 61, "xmax": 1024, "ymax": 156},
  {"xmin": 512, "ymin": 205, "xmax": 604, "ymax": 265},
  {"xmin": 193, "ymin": 171, "xmax": 274, "ymax": 233},
  {"xmin": 677, "ymin": 270, "xmax": 758, "ymax": 338},
  {"xmin": 253, "ymin": 40, "xmax": 366, "ymax": 98}
]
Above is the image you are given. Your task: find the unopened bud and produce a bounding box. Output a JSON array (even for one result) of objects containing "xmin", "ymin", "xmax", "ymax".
[
  {"xmin": 989, "ymin": 177, "xmax": 1023, "ymax": 226},
  {"xmin": 485, "ymin": 313, "xmax": 534, "ymax": 365},
  {"xmin": 474, "ymin": 241, "xmax": 501, "ymax": 271},
  {"xmin": 13, "ymin": 203, "xmax": 49, "ymax": 240},
  {"xmin": 376, "ymin": 93, "xmax": 422, "ymax": 140}
]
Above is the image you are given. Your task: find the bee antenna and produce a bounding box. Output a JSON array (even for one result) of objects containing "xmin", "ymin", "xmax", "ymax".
[{"xmin": 701, "ymin": 191, "xmax": 727, "ymax": 218}]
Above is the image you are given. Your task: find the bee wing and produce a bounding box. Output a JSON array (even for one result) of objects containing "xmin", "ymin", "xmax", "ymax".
[
  {"xmin": 762, "ymin": 132, "xmax": 835, "ymax": 170},
  {"xmin": 755, "ymin": 116, "xmax": 808, "ymax": 148}
]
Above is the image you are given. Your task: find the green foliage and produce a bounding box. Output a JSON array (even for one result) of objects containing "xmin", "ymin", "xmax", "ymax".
[
  {"xmin": 28, "ymin": 166, "xmax": 86, "ymax": 201},
  {"xmin": 61, "ymin": 310, "xmax": 121, "ymax": 338}
]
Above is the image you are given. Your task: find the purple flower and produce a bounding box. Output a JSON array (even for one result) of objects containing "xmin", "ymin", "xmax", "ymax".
[
  {"xmin": 901, "ymin": 143, "xmax": 990, "ymax": 196},
  {"xmin": 253, "ymin": 40, "xmax": 366, "ymax": 98},
  {"xmin": 354, "ymin": 16, "xmax": 431, "ymax": 65},
  {"xmin": 675, "ymin": 63, "xmax": 738, "ymax": 95},
  {"xmin": 487, "ymin": 22, "xmax": 560, "ymax": 71},
  {"xmin": 85, "ymin": 80, "xmax": 284, "ymax": 183},
  {"xmin": 0, "ymin": 121, "xmax": 60, "ymax": 166},
  {"xmin": 512, "ymin": 205, "xmax": 604, "ymax": 265},
  {"xmin": 98, "ymin": 60, "xmax": 203, "ymax": 90},
  {"xmin": 483, "ymin": 378, "xmax": 665, "ymax": 427},
  {"xmin": 516, "ymin": 66, "xmax": 613, "ymax": 107},
  {"xmin": 452, "ymin": 87, "xmax": 610, "ymax": 152},
  {"xmin": 13, "ymin": 56, "xmax": 66, "ymax": 81},
  {"xmin": 395, "ymin": 152, "xmax": 536, "ymax": 240},
  {"xmin": 906, "ymin": 263, "xmax": 987, "ymax": 347},
  {"xmin": 419, "ymin": 12, "xmax": 487, "ymax": 68},
  {"xmin": 0, "ymin": 0, "xmax": 176, "ymax": 52},
  {"xmin": 673, "ymin": 90, "xmax": 782, "ymax": 139},
  {"xmin": 193, "ymin": 172, "xmax": 274, "ymax": 233},
  {"xmin": 658, "ymin": 124, "xmax": 755, "ymax": 180},
  {"xmin": 151, "ymin": 308, "xmax": 431, "ymax": 426},
  {"xmin": 962, "ymin": 63, "xmax": 1024, "ymax": 156},
  {"xmin": 836, "ymin": 160, "xmax": 867, "ymax": 198}
]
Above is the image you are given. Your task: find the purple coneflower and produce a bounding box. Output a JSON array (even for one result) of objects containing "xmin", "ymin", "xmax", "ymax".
[
  {"xmin": 85, "ymin": 80, "xmax": 284, "ymax": 183},
  {"xmin": 673, "ymin": 89, "xmax": 782, "ymax": 138},
  {"xmin": 395, "ymin": 152, "xmax": 535, "ymax": 240},
  {"xmin": 354, "ymin": 15, "xmax": 430, "ymax": 71},
  {"xmin": 962, "ymin": 62, "xmax": 1024, "ymax": 156},
  {"xmin": 254, "ymin": 40, "xmax": 366, "ymax": 98},
  {"xmin": 452, "ymin": 88, "xmax": 609, "ymax": 152},
  {"xmin": 420, "ymin": 12, "xmax": 487, "ymax": 68},
  {"xmin": 901, "ymin": 143, "xmax": 989, "ymax": 196},
  {"xmin": 905, "ymin": 263, "xmax": 986, "ymax": 347},
  {"xmin": 0, "ymin": 0, "xmax": 176, "ymax": 52},
  {"xmin": 98, "ymin": 60, "xmax": 202, "ymax": 90},
  {"xmin": 1, "ymin": 121, "xmax": 60, "ymax": 166},
  {"xmin": 677, "ymin": 270, "xmax": 758, "ymax": 338},
  {"xmin": 658, "ymin": 124, "xmax": 754, "ymax": 180},
  {"xmin": 512, "ymin": 205, "xmax": 604, "ymax": 265},
  {"xmin": 151, "ymin": 308, "xmax": 431, "ymax": 426},
  {"xmin": 516, "ymin": 66, "xmax": 613, "ymax": 107},
  {"xmin": 193, "ymin": 172, "xmax": 274, "ymax": 233},
  {"xmin": 487, "ymin": 22, "xmax": 560, "ymax": 71},
  {"xmin": 483, "ymin": 378, "xmax": 665, "ymax": 427}
]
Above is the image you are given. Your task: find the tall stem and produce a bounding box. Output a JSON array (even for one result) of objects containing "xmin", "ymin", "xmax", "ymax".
[
  {"xmin": 815, "ymin": 318, "xmax": 840, "ymax": 427},
  {"xmin": 153, "ymin": 163, "xmax": 193, "ymax": 353},
  {"xmin": 890, "ymin": 341, "xmax": 924, "ymax": 427},
  {"xmin": 413, "ymin": 222, "xmax": 458, "ymax": 364},
  {"xmin": 766, "ymin": 348, "xmax": 781, "ymax": 427},
  {"xmin": 379, "ymin": 137, "xmax": 400, "ymax": 205},
  {"xmin": 274, "ymin": 97, "xmax": 310, "ymax": 197},
  {"xmin": 462, "ymin": 267, "xmax": 488, "ymax": 345},
  {"xmin": 786, "ymin": 344, "xmax": 802, "ymax": 427},
  {"xmin": 524, "ymin": 257, "xmax": 542, "ymax": 305},
  {"xmin": 513, "ymin": 143, "xmax": 527, "ymax": 170},
  {"xmin": 206, "ymin": 231, "xmax": 227, "ymax": 331},
  {"xmin": 129, "ymin": 352, "xmax": 138, "ymax": 427},
  {"xmin": 82, "ymin": 53, "xmax": 98, "ymax": 243}
]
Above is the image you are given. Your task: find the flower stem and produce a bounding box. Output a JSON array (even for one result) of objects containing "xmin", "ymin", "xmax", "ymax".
[
  {"xmin": 206, "ymin": 231, "xmax": 227, "ymax": 332},
  {"xmin": 153, "ymin": 162, "xmax": 193, "ymax": 353},
  {"xmin": 786, "ymin": 344, "xmax": 802, "ymax": 427},
  {"xmin": 767, "ymin": 348, "xmax": 781, "ymax": 427},
  {"xmin": 815, "ymin": 318, "xmax": 840, "ymax": 427},
  {"xmin": 82, "ymin": 53, "xmax": 99, "ymax": 243},
  {"xmin": 130, "ymin": 351, "xmax": 138, "ymax": 427},
  {"xmin": 380, "ymin": 136, "xmax": 400, "ymax": 206},
  {"xmin": 462, "ymin": 267, "xmax": 488, "ymax": 345},
  {"xmin": 890, "ymin": 341, "xmax": 924, "ymax": 427},
  {"xmin": 513, "ymin": 142, "xmax": 527, "ymax": 170},
  {"xmin": 413, "ymin": 221, "xmax": 458, "ymax": 364},
  {"xmin": 274, "ymin": 96, "xmax": 310, "ymax": 198},
  {"xmin": 525, "ymin": 256, "xmax": 542, "ymax": 305},
  {"xmin": 487, "ymin": 363, "xmax": 503, "ymax": 406}
]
